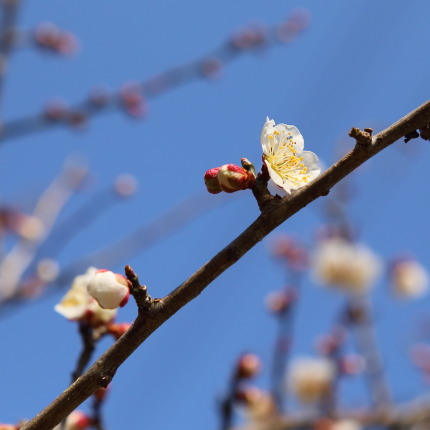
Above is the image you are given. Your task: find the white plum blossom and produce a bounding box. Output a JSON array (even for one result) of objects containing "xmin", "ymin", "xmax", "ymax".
[
  {"xmin": 261, "ymin": 117, "xmax": 320, "ymax": 196},
  {"xmin": 312, "ymin": 237, "xmax": 381, "ymax": 294},
  {"xmin": 87, "ymin": 269, "xmax": 130, "ymax": 309},
  {"xmin": 55, "ymin": 267, "xmax": 117, "ymax": 325},
  {"xmin": 391, "ymin": 259, "xmax": 429, "ymax": 298},
  {"xmin": 287, "ymin": 357, "xmax": 334, "ymax": 404}
]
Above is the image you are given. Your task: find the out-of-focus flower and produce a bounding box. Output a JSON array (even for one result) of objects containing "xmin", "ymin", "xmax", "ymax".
[
  {"xmin": 391, "ymin": 259, "xmax": 429, "ymax": 298},
  {"xmin": 204, "ymin": 164, "xmax": 255, "ymax": 194},
  {"xmin": 235, "ymin": 387, "xmax": 277, "ymax": 422},
  {"xmin": 230, "ymin": 25, "xmax": 267, "ymax": 50},
  {"xmin": 0, "ymin": 424, "xmax": 18, "ymax": 430},
  {"xmin": 331, "ymin": 420, "xmax": 362, "ymax": 430},
  {"xmin": 53, "ymin": 411, "xmax": 91, "ymax": 430},
  {"xmin": 114, "ymin": 174, "xmax": 138, "ymax": 197},
  {"xmin": 87, "ymin": 269, "xmax": 130, "ymax": 309},
  {"xmin": 261, "ymin": 117, "xmax": 320, "ymax": 196},
  {"xmin": 312, "ymin": 237, "xmax": 381, "ymax": 294},
  {"xmin": 107, "ymin": 322, "xmax": 132, "ymax": 339},
  {"xmin": 37, "ymin": 258, "xmax": 60, "ymax": 283},
  {"xmin": 287, "ymin": 357, "xmax": 334, "ymax": 404},
  {"xmin": 235, "ymin": 353, "xmax": 262, "ymax": 379},
  {"xmin": 94, "ymin": 385, "xmax": 110, "ymax": 402},
  {"xmin": 55, "ymin": 267, "xmax": 117, "ymax": 325}
]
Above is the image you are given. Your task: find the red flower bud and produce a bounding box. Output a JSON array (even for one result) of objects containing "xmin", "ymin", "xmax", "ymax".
[
  {"xmin": 204, "ymin": 167, "xmax": 222, "ymax": 194},
  {"xmin": 217, "ymin": 164, "xmax": 254, "ymax": 193}
]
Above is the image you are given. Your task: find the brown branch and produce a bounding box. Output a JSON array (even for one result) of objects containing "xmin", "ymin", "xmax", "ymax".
[{"xmin": 21, "ymin": 100, "xmax": 430, "ymax": 430}]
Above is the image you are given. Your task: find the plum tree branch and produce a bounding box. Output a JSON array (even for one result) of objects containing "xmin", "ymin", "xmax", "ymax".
[{"xmin": 21, "ymin": 99, "xmax": 430, "ymax": 430}]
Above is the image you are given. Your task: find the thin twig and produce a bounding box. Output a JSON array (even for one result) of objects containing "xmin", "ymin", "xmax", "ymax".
[
  {"xmin": 0, "ymin": 0, "xmax": 20, "ymax": 114},
  {"xmin": 21, "ymin": 100, "xmax": 430, "ymax": 430},
  {"xmin": 0, "ymin": 14, "xmax": 307, "ymax": 144}
]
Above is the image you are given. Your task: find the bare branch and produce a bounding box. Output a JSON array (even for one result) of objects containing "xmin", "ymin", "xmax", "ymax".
[{"xmin": 21, "ymin": 100, "xmax": 430, "ymax": 430}]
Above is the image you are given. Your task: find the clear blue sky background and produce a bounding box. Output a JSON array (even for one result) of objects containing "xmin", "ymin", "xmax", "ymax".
[{"xmin": 1, "ymin": 1, "xmax": 430, "ymax": 428}]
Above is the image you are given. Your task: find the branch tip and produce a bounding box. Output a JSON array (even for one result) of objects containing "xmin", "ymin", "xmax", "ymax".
[
  {"xmin": 124, "ymin": 265, "xmax": 150, "ymax": 311},
  {"xmin": 349, "ymin": 127, "xmax": 373, "ymax": 147}
]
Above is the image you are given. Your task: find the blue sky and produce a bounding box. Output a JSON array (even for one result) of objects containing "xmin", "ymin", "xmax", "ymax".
[{"xmin": 1, "ymin": 1, "xmax": 430, "ymax": 429}]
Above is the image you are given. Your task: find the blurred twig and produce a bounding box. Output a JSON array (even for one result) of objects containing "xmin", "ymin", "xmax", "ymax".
[
  {"xmin": 0, "ymin": 11, "xmax": 309, "ymax": 144},
  {"xmin": 0, "ymin": 0, "xmax": 20, "ymax": 114}
]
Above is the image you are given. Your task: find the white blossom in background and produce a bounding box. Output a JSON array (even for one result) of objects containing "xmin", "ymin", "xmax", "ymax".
[
  {"xmin": 391, "ymin": 259, "xmax": 429, "ymax": 298},
  {"xmin": 87, "ymin": 269, "xmax": 130, "ymax": 309},
  {"xmin": 332, "ymin": 420, "xmax": 362, "ymax": 430},
  {"xmin": 54, "ymin": 267, "xmax": 117, "ymax": 325},
  {"xmin": 261, "ymin": 117, "xmax": 320, "ymax": 196},
  {"xmin": 312, "ymin": 237, "xmax": 381, "ymax": 294},
  {"xmin": 287, "ymin": 357, "xmax": 334, "ymax": 404}
]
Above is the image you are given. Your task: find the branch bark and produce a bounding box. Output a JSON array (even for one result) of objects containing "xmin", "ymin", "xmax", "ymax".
[{"xmin": 21, "ymin": 100, "xmax": 430, "ymax": 430}]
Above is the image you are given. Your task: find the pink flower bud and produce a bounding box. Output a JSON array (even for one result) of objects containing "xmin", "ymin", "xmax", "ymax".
[
  {"xmin": 64, "ymin": 411, "xmax": 92, "ymax": 430},
  {"xmin": 107, "ymin": 322, "xmax": 132, "ymax": 339},
  {"xmin": 204, "ymin": 167, "xmax": 222, "ymax": 194},
  {"xmin": 87, "ymin": 269, "xmax": 130, "ymax": 309},
  {"xmin": 235, "ymin": 353, "xmax": 261, "ymax": 379},
  {"xmin": 217, "ymin": 164, "xmax": 254, "ymax": 193},
  {"xmin": 0, "ymin": 424, "xmax": 18, "ymax": 430}
]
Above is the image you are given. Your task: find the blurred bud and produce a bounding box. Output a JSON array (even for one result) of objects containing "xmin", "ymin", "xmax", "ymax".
[
  {"xmin": 113, "ymin": 174, "xmax": 138, "ymax": 197},
  {"xmin": 204, "ymin": 167, "xmax": 222, "ymax": 194},
  {"xmin": 235, "ymin": 353, "xmax": 261, "ymax": 379},
  {"xmin": 277, "ymin": 9, "xmax": 310, "ymax": 43},
  {"xmin": 235, "ymin": 387, "xmax": 276, "ymax": 422},
  {"xmin": 332, "ymin": 420, "xmax": 362, "ymax": 430},
  {"xmin": 37, "ymin": 258, "xmax": 60, "ymax": 283},
  {"xmin": 88, "ymin": 87, "xmax": 111, "ymax": 108},
  {"xmin": 94, "ymin": 385, "xmax": 110, "ymax": 402},
  {"xmin": 344, "ymin": 303, "xmax": 366, "ymax": 324},
  {"xmin": 87, "ymin": 269, "xmax": 130, "ymax": 309},
  {"xmin": 60, "ymin": 411, "xmax": 91, "ymax": 430},
  {"xmin": 315, "ymin": 330, "xmax": 344, "ymax": 356},
  {"xmin": 43, "ymin": 99, "xmax": 69, "ymax": 121},
  {"xmin": 120, "ymin": 84, "xmax": 147, "ymax": 118},
  {"xmin": 391, "ymin": 258, "xmax": 429, "ymax": 299},
  {"xmin": 107, "ymin": 322, "xmax": 132, "ymax": 339},
  {"xmin": 201, "ymin": 58, "xmax": 223, "ymax": 79},
  {"xmin": 266, "ymin": 289, "xmax": 296, "ymax": 315},
  {"xmin": 312, "ymin": 237, "xmax": 381, "ymax": 294},
  {"xmin": 34, "ymin": 22, "xmax": 78, "ymax": 55},
  {"xmin": 217, "ymin": 164, "xmax": 255, "ymax": 193},
  {"xmin": 67, "ymin": 111, "xmax": 88, "ymax": 130},
  {"xmin": 271, "ymin": 234, "xmax": 308, "ymax": 271},
  {"xmin": 339, "ymin": 354, "xmax": 365, "ymax": 376},
  {"xmin": 287, "ymin": 357, "xmax": 334, "ymax": 404},
  {"xmin": 230, "ymin": 25, "xmax": 266, "ymax": 50}
]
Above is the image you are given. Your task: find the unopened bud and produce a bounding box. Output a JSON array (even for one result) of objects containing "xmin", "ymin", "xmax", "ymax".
[
  {"xmin": 107, "ymin": 322, "xmax": 132, "ymax": 339},
  {"xmin": 87, "ymin": 269, "xmax": 130, "ymax": 309},
  {"xmin": 235, "ymin": 353, "xmax": 261, "ymax": 379},
  {"xmin": 63, "ymin": 411, "xmax": 92, "ymax": 430},
  {"xmin": 204, "ymin": 167, "xmax": 222, "ymax": 194},
  {"xmin": 94, "ymin": 386, "xmax": 110, "ymax": 402},
  {"xmin": 217, "ymin": 164, "xmax": 254, "ymax": 193}
]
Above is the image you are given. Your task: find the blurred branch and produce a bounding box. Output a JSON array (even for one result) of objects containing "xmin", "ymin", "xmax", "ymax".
[
  {"xmin": 0, "ymin": 0, "xmax": 20, "ymax": 114},
  {"xmin": 0, "ymin": 11, "xmax": 309, "ymax": 144},
  {"xmin": 21, "ymin": 100, "xmax": 430, "ymax": 429}
]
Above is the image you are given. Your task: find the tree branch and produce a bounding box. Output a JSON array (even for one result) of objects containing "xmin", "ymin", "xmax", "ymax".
[{"xmin": 21, "ymin": 100, "xmax": 430, "ymax": 430}]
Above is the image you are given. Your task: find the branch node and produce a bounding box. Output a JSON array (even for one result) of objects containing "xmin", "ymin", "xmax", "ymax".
[
  {"xmin": 404, "ymin": 129, "xmax": 420, "ymax": 143},
  {"xmin": 349, "ymin": 127, "xmax": 373, "ymax": 148},
  {"xmin": 250, "ymin": 179, "xmax": 278, "ymax": 212},
  {"xmin": 124, "ymin": 265, "xmax": 151, "ymax": 312},
  {"xmin": 419, "ymin": 124, "xmax": 430, "ymax": 141}
]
